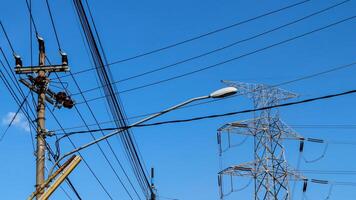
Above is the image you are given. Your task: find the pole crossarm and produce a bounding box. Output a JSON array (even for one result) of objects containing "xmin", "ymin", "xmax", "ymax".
[{"xmin": 15, "ymin": 65, "xmax": 69, "ymax": 74}]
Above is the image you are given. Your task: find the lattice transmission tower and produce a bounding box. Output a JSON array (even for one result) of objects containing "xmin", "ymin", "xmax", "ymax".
[{"xmin": 217, "ymin": 81, "xmax": 307, "ymax": 200}]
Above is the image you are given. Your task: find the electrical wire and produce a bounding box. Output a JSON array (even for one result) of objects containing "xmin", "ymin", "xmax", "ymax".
[
  {"xmin": 298, "ymin": 170, "xmax": 356, "ymax": 175},
  {"xmin": 0, "ymin": 91, "xmax": 30, "ymax": 142},
  {"xmin": 158, "ymin": 196, "xmax": 180, "ymax": 200},
  {"xmin": 1, "ymin": 0, "xmax": 116, "ymax": 200},
  {"xmin": 132, "ymin": 88, "xmax": 356, "ymax": 129},
  {"xmin": 0, "ymin": 48, "xmax": 31, "ymax": 104},
  {"xmin": 68, "ymin": 70, "xmax": 140, "ymax": 200},
  {"xmin": 70, "ymin": 0, "xmax": 351, "ymax": 96},
  {"xmin": 49, "ymin": 60, "xmax": 356, "ymax": 133},
  {"xmin": 56, "ymin": 0, "xmax": 311, "ymax": 79},
  {"xmin": 74, "ymin": 0, "xmax": 153, "ymax": 197},
  {"xmin": 47, "ymin": 106, "xmax": 114, "ymax": 199},
  {"xmin": 303, "ymin": 143, "xmax": 329, "ymax": 163},
  {"xmin": 78, "ymin": 15, "xmax": 356, "ymax": 104},
  {"xmin": 45, "ymin": 144, "xmax": 77, "ymax": 200},
  {"xmin": 25, "ymin": 0, "xmax": 39, "ymax": 35},
  {"xmin": 25, "ymin": 98, "xmax": 36, "ymax": 151},
  {"xmin": 46, "ymin": 55, "xmax": 135, "ymax": 199},
  {"xmin": 0, "ymin": 21, "xmax": 15, "ymax": 54},
  {"xmin": 55, "ymin": 126, "xmax": 356, "ymax": 147},
  {"xmin": 0, "ymin": 19, "xmax": 38, "ymax": 130},
  {"xmin": 0, "ymin": 61, "xmax": 37, "ymax": 131},
  {"xmin": 21, "ymin": 2, "xmax": 111, "ymax": 198},
  {"xmin": 44, "ymin": 0, "xmax": 62, "ymax": 51},
  {"xmin": 4, "ymin": 1, "xmax": 354, "ymax": 198},
  {"xmin": 325, "ymin": 184, "xmax": 334, "ymax": 200},
  {"xmin": 43, "ymin": 1, "xmax": 141, "ymax": 196},
  {"xmin": 52, "ymin": 88, "xmax": 356, "ymax": 157}
]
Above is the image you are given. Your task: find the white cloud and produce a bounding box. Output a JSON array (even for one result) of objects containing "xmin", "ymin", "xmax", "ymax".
[{"xmin": 2, "ymin": 112, "xmax": 30, "ymax": 132}]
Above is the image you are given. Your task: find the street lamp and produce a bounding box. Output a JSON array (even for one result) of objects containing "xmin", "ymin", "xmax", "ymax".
[{"xmin": 48, "ymin": 86, "xmax": 237, "ymax": 176}]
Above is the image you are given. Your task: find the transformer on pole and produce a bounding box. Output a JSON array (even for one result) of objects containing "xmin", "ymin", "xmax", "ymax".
[{"xmin": 217, "ymin": 81, "xmax": 307, "ymax": 200}]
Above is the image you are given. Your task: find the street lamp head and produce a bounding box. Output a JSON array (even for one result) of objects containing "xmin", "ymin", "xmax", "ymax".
[{"xmin": 210, "ymin": 87, "xmax": 237, "ymax": 98}]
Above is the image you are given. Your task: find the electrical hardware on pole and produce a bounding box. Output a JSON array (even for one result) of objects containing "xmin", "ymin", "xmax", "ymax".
[{"xmin": 14, "ymin": 36, "xmax": 73, "ymax": 199}]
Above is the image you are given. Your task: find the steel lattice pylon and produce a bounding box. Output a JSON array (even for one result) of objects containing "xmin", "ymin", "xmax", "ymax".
[{"xmin": 217, "ymin": 81, "xmax": 306, "ymax": 200}]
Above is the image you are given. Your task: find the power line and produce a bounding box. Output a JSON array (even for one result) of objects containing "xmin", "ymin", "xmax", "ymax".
[
  {"xmin": 54, "ymin": 88, "xmax": 356, "ymax": 156},
  {"xmin": 292, "ymin": 124, "xmax": 356, "ymax": 129},
  {"xmin": 0, "ymin": 91, "xmax": 30, "ymax": 142},
  {"xmin": 69, "ymin": 70, "xmax": 140, "ymax": 200},
  {"xmin": 47, "ymin": 106, "xmax": 114, "ymax": 200},
  {"xmin": 73, "ymin": 0, "xmax": 153, "ymax": 197},
  {"xmin": 49, "ymin": 60, "xmax": 356, "ymax": 132},
  {"xmin": 45, "ymin": 167, "xmax": 73, "ymax": 200},
  {"xmin": 0, "ymin": 19, "xmax": 39, "ymax": 126},
  {"xmin": 25, "ymin": 97, "xmax": 36, "ymax": 151},
  {"xmin": 133, "ymin": 89, "xmax": 356, "ymax": 128},
  {"xmin": 0, "ymin": 20, "xmax": 15, "ymax": 54},
  {"xmin": 0, "ymin": 55, "xmax": 37, "ymax": 130},
  {"xmin": 70, "ymin": 0, "xmax": 351, "ymax": 96},
  {"xmin": 298, "ymin": 170, "xmax": 356, "ymax": 175},
  {"xmin": 15, "ymin": 3, "xmax": 83, "ymax": 198},
  {"xmin": 55, "ymin": 0, "xmax": 311, "ymax": 79},
  {"xmin": 0, "ymin": 68, "xmax": 37, "ymax": 149},
  {"xmin": 78, "ymin": 15, "xmax": 356, "ymax": 104},
  {"xmin": 42, "ymin": 1, "xmax": 145, "ymax": 199},
  {"xmin": 44, "ymin": 0, "xmax": 62, "ymax": 51},
  {"xmin": 25, "ymin": 0, "xmax": 39, "ymax": 35},
  {"xmin": 46, "ymin": 54, "xmax": 135, "ymax": 199},
  {"xmin": 45, "ymin": 144, "xmax": 81, "ymax": 200},
  {"xmin": 55, "ymin": 126, "xmax": 356, "ymax": 147},
  {"xmin": 21, "ymin": 3, "xmax": 82, "ymax": 200},
  {"xmin": 19, "ymin": 1, "xmax": 113, "ymax": 198},
  {"xmin": 2, "ymin": 66, "xmax": 75, "ymax": 200},
  {"xmin": 43, "ymin": 0, "xmax": 142, "ymax": 197},
  {"xmin": 29, "ymin": 0, "xmax": 33, "ymax": 66}
]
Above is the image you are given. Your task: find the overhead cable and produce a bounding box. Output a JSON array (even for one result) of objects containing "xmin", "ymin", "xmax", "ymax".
[
  {"xmin": 51, "ymin": 60, "xmax": 356, "ymax": 132},
  {"xmin": 55, "ymin": 88, "xmax": 356, "ymax": 156},
  {"xmin": 56, "ymin": 0, "xmax": 311, "ymax": 79},
  {"xmin": 70, "ymin": 0, "xmax": 351, "ymax": 96},
  {"xmin": 79, "ymin": 15, "xmax": 356, "ymax": 104}
]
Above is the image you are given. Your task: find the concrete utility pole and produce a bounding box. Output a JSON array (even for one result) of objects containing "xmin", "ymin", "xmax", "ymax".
[
  {"xmin": 36, "ymin": 38, "xmax": 47, "ymax": 199},
  {"xmin": 14, "ymin": 36, "xmax": 72, "ymax": 199}
]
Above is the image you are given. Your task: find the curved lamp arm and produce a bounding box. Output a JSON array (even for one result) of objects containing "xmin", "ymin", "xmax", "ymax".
[{"xmin": 48, "ymin": 86, "xmax": 237, "ymax": 176}]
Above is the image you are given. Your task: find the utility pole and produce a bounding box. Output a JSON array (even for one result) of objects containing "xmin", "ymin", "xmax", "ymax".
[
  {"xmin": 14, "ymin": 36, "xmax": 72, "ymax": 199},
  {"xmin": 36, "ymin": 37, "xmax": 47, "ymax": 199}
]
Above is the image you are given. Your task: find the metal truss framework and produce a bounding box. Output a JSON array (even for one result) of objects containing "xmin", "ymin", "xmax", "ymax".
[{"xmin": 218, "ymin": 81, "xmax": 306, "ymax": 200}]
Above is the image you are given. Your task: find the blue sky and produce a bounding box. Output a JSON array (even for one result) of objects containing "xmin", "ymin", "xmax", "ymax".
[{"xmin": 0, "ymin": 0, "xmax": 356, "ymax": 199}]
